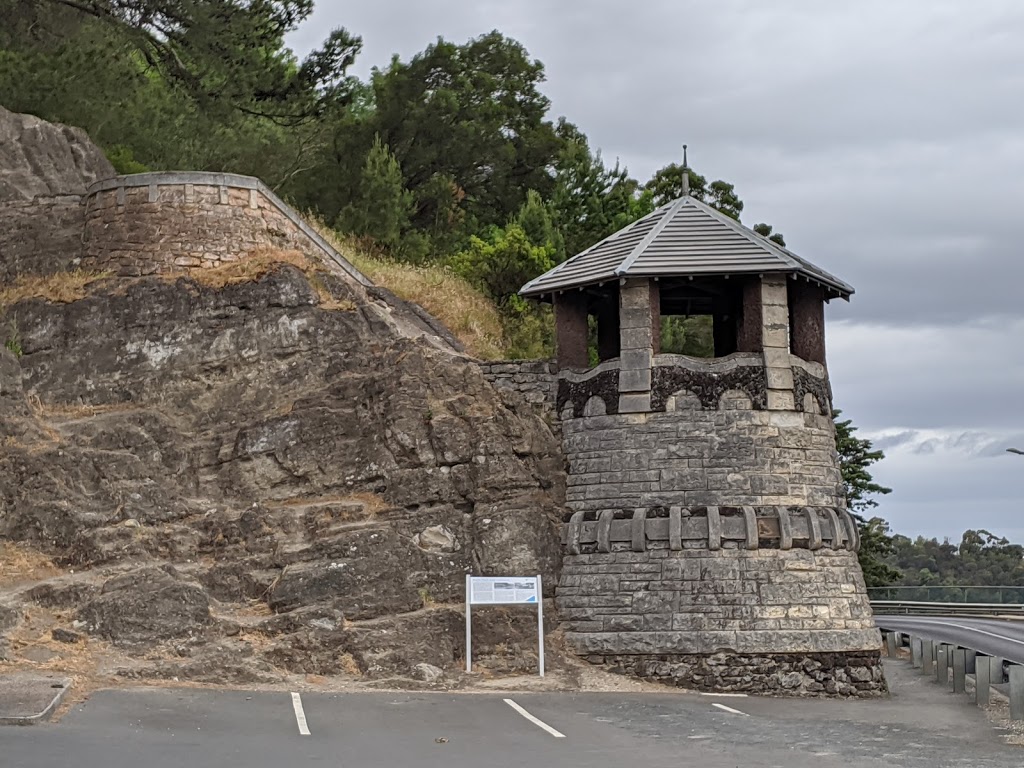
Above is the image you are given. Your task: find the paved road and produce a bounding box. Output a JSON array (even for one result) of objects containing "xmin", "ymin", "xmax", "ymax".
[
  {"xmin": 2, "ymin": 663, "xmax": 1020, "ymax": 768},
  {"xmin": 875, "ymin": 616, "xmax": 1024, "ymax": 664}
]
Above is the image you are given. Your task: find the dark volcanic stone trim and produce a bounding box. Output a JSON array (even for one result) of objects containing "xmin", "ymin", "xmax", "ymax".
[
  {"xmin": 557, "ymin": 369, "xmax": 619, "ymax": 416},
  {"xmin": 651, "ymin": 363, "xmax": 768, "ymax": 411},
  {"xmin": 793, "ymin": 366, "xmax": 832, "ymax": 414},
  {"xmin": 590, "ymin": 651, "xmax": 886, "ymax": 697}
]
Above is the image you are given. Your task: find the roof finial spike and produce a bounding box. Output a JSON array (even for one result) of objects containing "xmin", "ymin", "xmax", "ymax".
[{"xmin": 681, "ymin": 144, "xmax": 689, "ymax": 197}]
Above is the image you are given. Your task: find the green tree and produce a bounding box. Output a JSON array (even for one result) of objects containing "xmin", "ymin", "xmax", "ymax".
[
  {"xmin": 21, "ymin": 0, "xmax": 362, "ymax": 121},
  {"xmin": 550, "ymin": 121, "xmax": 654, "ymax": 257},
  {"xmin": 834, "ymin": 409, "xmax": 900, "ymax": 586},
  {"xmin": 336, "ymin": 136, "xmax": 413, "ymax": 250},
  {"xmin": 0, "ymin": 0, "xmax": 360, "ymax": 185},
  {"xmin": 515, "ymin": 190, "xmax": 565, "ymax": 262},
  {"xmin": 753, "ymin": 222, "xmax": 786, "ymax": 247},
  {"xmin": 447, "ymin": 224, "xmax": 553, "ymax": 303},
  {"xmin": 660, "ymin": 316, "xmax": 714, "ymax": 357},
  {"xmin": 363, "ymin": 31, "xmax": 562, "ymax": 240},
  {"xmin": 644, "ymin": 163, "xmax": 744, "ymax": 219}
]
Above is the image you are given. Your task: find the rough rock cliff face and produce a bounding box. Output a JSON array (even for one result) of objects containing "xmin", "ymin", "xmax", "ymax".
[
  {"xmin": 0, "ymin": 105, "xmax": 115, "ymax": 280},
  {"xmin": 0, "ymin": 266, "xmax": 565, "ymax": 684}
]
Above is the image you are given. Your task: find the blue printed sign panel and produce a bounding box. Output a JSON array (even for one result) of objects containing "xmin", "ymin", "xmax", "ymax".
[{"xmin": 469, "ymin": 576, "xmax": 540, "ymax": 605}]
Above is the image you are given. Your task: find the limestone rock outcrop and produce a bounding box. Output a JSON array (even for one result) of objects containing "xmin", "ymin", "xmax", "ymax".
[
  {"xmin": 0, "ymin": 105, "xmax": 115, "ymax": 280},
  {"xmin": 0, "ymin": 265, "xmax": 563, "ymax": 682},
  {"xmin": 0, "ymin": 105, "xmax": 114, "ymax": 201}
]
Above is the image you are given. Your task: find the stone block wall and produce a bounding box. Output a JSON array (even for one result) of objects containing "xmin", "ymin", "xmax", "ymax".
[
  {"xmin": 559, "ymin": 357, "xmax": 841, "ymax": 512},
  {"xmin": 80, "ymin": 172, "xmax": 367, "ymax": 286},
  {"xmin": 0, "ymin": 196, "xmax": 87, "ymax": 281},
  {"xmin": 477, "ymin": 360, "xmax": 557, "ymax": 411}
]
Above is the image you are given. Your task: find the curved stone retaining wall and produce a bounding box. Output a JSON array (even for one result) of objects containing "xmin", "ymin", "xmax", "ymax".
[{"xmin": 80, "ymin": 172, "xmax": 367, "ymax": 285}]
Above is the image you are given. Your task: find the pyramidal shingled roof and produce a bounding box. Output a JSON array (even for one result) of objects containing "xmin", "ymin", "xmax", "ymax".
[{"xmin": 519, "ymin": 195, "xmax": 854, "ymax": 300}]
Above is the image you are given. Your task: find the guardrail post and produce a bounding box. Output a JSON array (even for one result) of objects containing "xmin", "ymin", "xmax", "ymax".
[
  {"xmin": 1010, "ymin": 665, "xmax": 1024, "ymax": 722},
  {"xmin": 885, "ymin": 631, "xmax": 897, "ymax": 658},
  {"xmin": 991, "ymin": 656, "xmax": 1006, "ymax": 684},
  {"xmin": 922, "ymin": 640, "xmax": 935, "ymax": 675},
  {"xmin": 936, "ymin": 645, "xmax": 948, "ymax": 684},
  {"xmin": 976, "ymin": 655, "xmax": 991, "ymax": 706},
  {"xmin": 946, "ymin": 645, "xmax": 955, "ymax": 687},
  {"xmin": 952, "ymin": 648, "xmax": 966, "ymax": 694},
  {"xmin": 964, "ymin": 648, "xmax": 977, "ymax": 675},
  {"xmin": 911, "ymin": 636, "xmax": 922, "ymax": 668}
]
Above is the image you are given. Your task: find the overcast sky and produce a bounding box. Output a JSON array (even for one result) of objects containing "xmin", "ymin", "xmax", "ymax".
[{"xmin": 287, "ymin": 1, "xmax": 1024, "ymax": 544}]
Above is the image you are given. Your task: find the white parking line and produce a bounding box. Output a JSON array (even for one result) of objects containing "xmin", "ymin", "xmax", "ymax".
[
  {"xmin": 712, "ymin": 702, "xmax": 749, "ymax": 716},
  {"xmin": 503, "ymin": 698, "xmax": 566, "ymax": 738},
  {"xmin": 291, "ymin": 692, "xmax": 311, "ymax": 736}
]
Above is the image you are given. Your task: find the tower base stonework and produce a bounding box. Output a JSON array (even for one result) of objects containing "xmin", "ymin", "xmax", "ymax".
[
  {"xmin": 559, "ymin": 538, "xmax": 885, "ymax": 696},
  {"xmin": 553, "ymin": 354, "xmax": 886, "ymax": 696}
]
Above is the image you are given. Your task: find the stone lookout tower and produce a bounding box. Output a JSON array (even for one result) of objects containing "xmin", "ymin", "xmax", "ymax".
[{"xmin": 520, "ymin": 189, "xmax": 884, "ymax": 695}]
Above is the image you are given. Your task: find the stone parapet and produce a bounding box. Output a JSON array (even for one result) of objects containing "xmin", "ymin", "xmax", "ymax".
[
  {"xmin": 80, "ymin": 172, "xmax": 368, "ymax": 285},
  {"xmin": 559, "ymin": 366, "xmax": 842, "ymax": 512}
]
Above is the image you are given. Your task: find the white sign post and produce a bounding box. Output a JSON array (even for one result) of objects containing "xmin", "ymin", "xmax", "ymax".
[{"xmin": 465, "ymin": 574, "xmax": 544, "ymax": 677}]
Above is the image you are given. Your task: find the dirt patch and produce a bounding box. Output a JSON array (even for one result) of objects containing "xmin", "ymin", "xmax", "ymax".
[{"xmin": 0, "ymin": 542, "xmax": 61, "ymax": 587}]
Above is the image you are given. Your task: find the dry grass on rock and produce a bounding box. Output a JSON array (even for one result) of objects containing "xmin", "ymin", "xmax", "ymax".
[
  {"xmin": 306, "ymin": 217, "xmax": 506, "ymax": 360},
  {"xmin": 181, "ymin": 248, "xmax": 355, "ymax": 311},
  {"xmin": 0, "ymin": 270, "xmax": 110, "ymax": 310}
]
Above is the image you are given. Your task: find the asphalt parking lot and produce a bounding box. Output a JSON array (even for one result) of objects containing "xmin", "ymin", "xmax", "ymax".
[{"xmin": 2, "ymin": 663, "xmax": 1021, "ymax": 768}]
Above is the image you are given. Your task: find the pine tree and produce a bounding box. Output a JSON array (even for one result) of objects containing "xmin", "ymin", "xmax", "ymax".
[
  {"xmin": 834, "ymin": 410, "xmax": 901, "ymax": 586},
  {"xmin": 336, "ymin": 136, "xmax": 413, "ymax": 250}
]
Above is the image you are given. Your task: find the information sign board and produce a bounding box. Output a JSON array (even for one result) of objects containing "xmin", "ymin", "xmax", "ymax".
[{"xmin": 465, "ymin": 574, "xmax": 544, "ymax": 676}]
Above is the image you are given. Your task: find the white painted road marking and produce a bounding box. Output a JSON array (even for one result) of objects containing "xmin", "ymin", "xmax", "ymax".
[
  {"xmin": 700, "ymin": 692, "xmax": 748, "ymax": 698},
  {"xmin": 503, "ymin": 698, "xmax": 566, "ymax": 738},
  {"xmin": 291, "ymin": 692, "xmax": 311, "ymax": 736},
  {"xmin": 712, "ymin": 703, "xmax": 749, "ymax": 716},
  {"xmin": 885, "ymin": 618, "xmax": 1024, "ymax": 647}
]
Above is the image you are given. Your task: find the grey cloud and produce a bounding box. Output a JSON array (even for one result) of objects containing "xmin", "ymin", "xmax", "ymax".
[{"xmin": 285, "ymin": 2, "xmax": 1024, "ymax": 540}]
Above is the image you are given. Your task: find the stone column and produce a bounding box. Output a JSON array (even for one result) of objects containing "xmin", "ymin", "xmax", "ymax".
[
  {"xmin": 761, "ymin": 275, "xmax": 796, "ymax": 411},
  {"xmin": 737, "ymin": 278, "xmax": 763, "ymax": 353},
  {"xmin": 554, "ymin": 291, "xmax": 589, "ymax": 369},
  {"xmin": 789, "ymin": 281, "xmax": 826, "ymax": 365},
  {"xmin": 618, "ymin": 278, "xmax": 654, "ymax": 413}
]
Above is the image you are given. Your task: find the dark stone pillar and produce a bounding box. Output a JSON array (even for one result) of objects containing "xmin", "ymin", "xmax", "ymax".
[
  {"xmin": 650, "ymin": 281, "xmax": 662, "ymax": 355},
  {"xmin": 554, "ymin": 291, "xmax": 590, "ymax": 369},
  {"xmin": 712, "ymin": 294, "xmax": 738, "ymax": 357},
  {"xmin": 789, "ymin": 281, "xmax": 826, "ymax": 365},
  {"xmin": 596, "ymin": 301, "xmax": 620, "ymax": 362},
  {"xmin": 737, "ymin": 278, "xmax": 763, "ymax": 353}
]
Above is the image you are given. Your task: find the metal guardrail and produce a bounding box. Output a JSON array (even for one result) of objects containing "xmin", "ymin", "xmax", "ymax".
[
  {"xmin": 880, "ymin": 628, "xmax": 1024, "ymax": 721},
  {"xmin": 868, "ymin": 585, "xmax": 1024, "ymax": 603},
  {"xmin": 871, "ymin": 600, "xmax": 1024, "ymax": 617}
]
